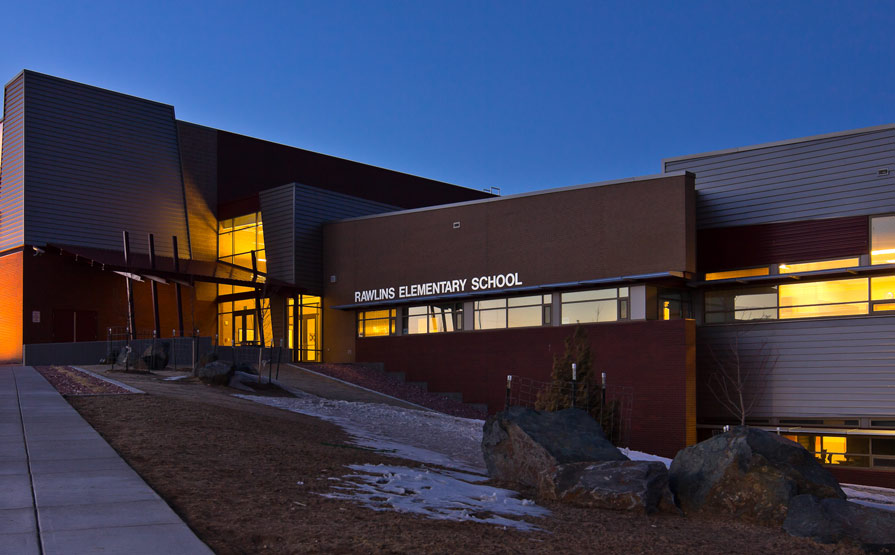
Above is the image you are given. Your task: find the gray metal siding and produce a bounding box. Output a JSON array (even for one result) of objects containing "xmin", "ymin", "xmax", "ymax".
[
  {"xmin": 21, "ymin": 71, "xmax": 189, "ymax": 258},
  {"xmin": 177, "ymin": 121, "xmax": 218, "ymax": 261},
  {"xmin": 0, "ymin": 74, "xmax": 25, "ymax": 252},
  {"xmin": 665, "ymin": 128, "xmax": 895, "ymax": 229},
  {"xmin": 259, "ymin": 184, "xmax": 296, "ymax": 284},
  {"xmin": 260, "ymin": 183, "xmax": 398, "ymax": 293},
  {"xmin": 698, "ymin": 317, "xmax": 895, "ymax": 419}
]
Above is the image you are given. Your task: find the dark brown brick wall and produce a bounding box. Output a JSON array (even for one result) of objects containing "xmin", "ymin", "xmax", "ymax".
[
  {"xmin": 829, "ymin": 467, "xmax": 895, "ymax": 490},
  {"xmin": 357, "ymin": 319, "xmax": 696, "ymax": 459}
]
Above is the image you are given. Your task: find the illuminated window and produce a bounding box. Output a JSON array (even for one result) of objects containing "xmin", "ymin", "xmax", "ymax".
[
  {"xmin": 778, "ymin": 278, "xmax": 867, "ymax": 319},
  {"xmin": 404, "ymin": 303, "xmax": 463, "ymax": 334},
  {"xmin": 705, "ymin": 267, "xmax": 769, "ymax": 281},
  {"xmin": 778, "ymin": 258, "xmax": 859, "ymax": 274},
  {"xmin": 871, "ymin": 216, "xmax": 895, "ymax": 265},
  {"xmin": 560, "ymin": 288, "xmax": 628, "ymax": 325},
  {"xmin": 216, "ymin": 212, "xmax": 270, "ymax": 345},
  {"xmin": 782, "ymin": 434, "xmax": 873, "ymax": 468},
  {"xmin": 357, "ymin": 309, "xmax": 396, "ymax": 337},
  {"xmin": 705, "ymin": 288, "xmax": 777, "ymax": 323},
  {"xmin": 659, "ymin": 289, "xmax": 692, "ymax": 320},
  {"xmin": 474, "ymin": 295, "xmax": 551, "ymax": 330},
  {"xmin": 289, "ymin": 296, "xmax": 321, "ymax": 361}
]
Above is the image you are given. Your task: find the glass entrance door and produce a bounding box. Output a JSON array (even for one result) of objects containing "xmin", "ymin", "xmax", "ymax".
[{"xmin": 234, "ymin": 310, "xmax": 256, "ymax": 345}]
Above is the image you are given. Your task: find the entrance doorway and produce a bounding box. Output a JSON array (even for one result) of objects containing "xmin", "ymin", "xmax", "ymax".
[{"xmin": 233, "ymin": 310, "xmax": 256, "ymax": 345}]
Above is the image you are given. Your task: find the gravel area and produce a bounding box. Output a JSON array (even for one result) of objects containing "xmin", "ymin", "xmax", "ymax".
[
  {"xmin": 33, "ymin": 365, "xmax": 133, "ymax": 395},
  {"xmin": 298, "ymin": 363, "xmax": 487, "ymax": 419}
]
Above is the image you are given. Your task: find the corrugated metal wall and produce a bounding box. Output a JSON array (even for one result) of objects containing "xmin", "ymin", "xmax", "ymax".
[
  {"xmin": 665, "ymin": 127, "xmax": 895, "ymax": 229},
  {"xmin": 260, "ymin": 183, "xmax": 397, "ymax": 293},
  {"xmin": 0, "ymin": 74, "xmax": 25, "ymax": 253},
  {"xmin": 20, "ymin": 71, "xmax": 189, "ymax": 258},
  {"xmin": 697, "ymin": 317, "xmax": 895, "ymax": 419},
  {"xmin": 177, "ymin": 121, "xmax": 218, "ymax": 261}
]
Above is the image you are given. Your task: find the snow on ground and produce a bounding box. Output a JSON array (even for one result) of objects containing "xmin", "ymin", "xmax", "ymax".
[
  {"xmin": 842, "ymin": 484, "xmax": 895, "ymax": 512},
  {"xmin": 235, "ymin": 392, "xmax": 548, "ymax": 530},
  {"xmin": 321, "ymin": 464, "xmax": 549, "ymax": 531},
  {"xmin": 620, "ymin": 447, "xmax": 672, "ymax": 468},
  {"xmin": 236, "ymin": 392, "xmax": 486, "ymax": 473}
]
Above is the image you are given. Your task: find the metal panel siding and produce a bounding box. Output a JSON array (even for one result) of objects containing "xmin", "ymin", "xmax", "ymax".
[
  {"xmin": 665, "ymin": 128, "xmax": 895, "ymax": 228},
  {"xmin": 0, "ymin": 75, "xmax": 25, "ymax": 252},
  {"xmin": 697, "ymin": 317, "xmax": 895, "ymax": 419},
  {"xmin": 294, "ymin": 184, "xmax": 399, "ymax": 293},
  {"xmin": 177, "ymin": 122, "xmax": 218, "ymax": 261},
  {"xmin": 259, "ymin": 184, "xmax": 296, "ymax": 284},
  {"xmin": 20, "ymin": 71, "xmax": 189, "ymax": 258},
  {"xmin": 697, "ymin": 215, "xmax": 868, "ymax": 271}
]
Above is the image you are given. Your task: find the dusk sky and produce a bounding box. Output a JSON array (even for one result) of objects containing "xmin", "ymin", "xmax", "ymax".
[{"xmin": 3, "ymin": 1, "xmax": 893, "ymax": 195}]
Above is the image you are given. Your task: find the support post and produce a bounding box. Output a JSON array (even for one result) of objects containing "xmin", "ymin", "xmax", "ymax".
[
  {"xmin": 172, "ymin": 236, "xmax": 184, "ymax": 337},
  {"xmin": 570, "ymin": 363, "xmax": 577, "ymax": 409},
  {"xmin": 172, "ymin": 329, "xmax": 177, "ymax": 371},
  {"xmin": 122, "ymin": 231, "xmax": 136, "ymax": 340},
  {"xmin": 148, "ymin": 234, "xmax": 161, "ymax": 339}
]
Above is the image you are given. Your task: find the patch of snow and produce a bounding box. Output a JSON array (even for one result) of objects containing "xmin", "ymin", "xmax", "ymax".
[
  {"xmin": 842, "ymin": 484, "xmax": 895, "ymax": 512},
  {"xmin": 235, "ymin": 392, "xmax": 486, "ymax": 473},
  {"xmin": 163, "ymin": 375, "xmax": 189, "ymax": 381},
  {"xmin": 620, "ymin": 447, "xmax": 672, "ymax": 468},
  {"xmin": 320, "ymin": 463, "xmax": 548, "ymax": 531}
]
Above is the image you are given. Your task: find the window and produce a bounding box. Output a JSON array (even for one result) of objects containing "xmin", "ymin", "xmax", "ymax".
[
  {"xmin": 560, "ymin": 288, "xmax": 628, "ymax": 325},
  {"xmin": 705, "ymin": 267, "xmax": 769, "ymax": 281},
  {"xmin": 778, "ymin": 278, "xmax": 867, "ymax": 319},
  {"xmin": 404, "ymin": 303, "xmax": 463, "ymax": 334},
  {"xmin": 871, "ymin": 215, "xmax": 895, "ymax": 265},
  {"xmin": 778, "ymin": 258, "xmax": 859, "ymax": 274},
  {"xmin": 659, "ymin": 289, "xmax": 692, "ymax": 320},
  {"xmin": 474, "ymin": 295, "xmax": 551, "ymax": 330},
  {"xmin": 781, "ymin": 434, "xmax": 895, "ymax": 469},
  {"xmin": 871, "ymin": 276, "xmax": 895, "ymax": 312},
  {"xmin": 357, "ymin": 309, "xmax": 396, "ymax": 337}
]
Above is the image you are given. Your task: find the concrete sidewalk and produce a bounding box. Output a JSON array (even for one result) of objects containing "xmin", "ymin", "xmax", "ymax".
[{"xmin": 0, "ymin": 366, "xmax": 212, "ymax": 555}]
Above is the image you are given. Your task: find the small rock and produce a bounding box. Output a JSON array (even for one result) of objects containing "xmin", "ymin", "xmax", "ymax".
[{"xmin": 196, "ymin": 360, "xmax": 234, "ymax": 385}]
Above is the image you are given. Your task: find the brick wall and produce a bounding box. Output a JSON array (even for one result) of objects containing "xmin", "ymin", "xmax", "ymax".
[{"xmin": 357, "ymin": 319, "xmax": 696, "ymax": 459}]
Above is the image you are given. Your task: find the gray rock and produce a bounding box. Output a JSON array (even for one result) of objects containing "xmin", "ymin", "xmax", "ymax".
[
  {"xmin": 539, "ymin": 460, "xmax": 676, "ymax": 514},
  {"xmin": 140, "ymin": 342, "xmax": 170, "ymax": 370},
  {"xmin": 196, "ymin": 360, "xmax": 233, "ymax": 385},
  {"xmin": 482, "ymin": 406, "xmax": 627, "ymax": 487},
  {"xmin": 784, "ymin": 494, "xmax": 895, "ymax": 551},
  {"xmin": 669, "ymin": 426, "xmax": 845, "ymax": 524}
]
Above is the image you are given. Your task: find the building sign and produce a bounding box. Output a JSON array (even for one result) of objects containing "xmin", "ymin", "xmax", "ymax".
[{"xmin": 354, "ymin": 272, "xmax": 523, "ymax": 303}]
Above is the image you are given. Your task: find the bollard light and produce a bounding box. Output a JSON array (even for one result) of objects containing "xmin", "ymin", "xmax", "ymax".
[{"xmin": 571, "ymin": 363, "xmax": 577, "ymax": 382}]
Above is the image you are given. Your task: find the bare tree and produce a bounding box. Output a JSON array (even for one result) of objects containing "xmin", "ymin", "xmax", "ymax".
[{"xmin": 706, "ymin": 332, "xmax": 778, "ymax": 426}]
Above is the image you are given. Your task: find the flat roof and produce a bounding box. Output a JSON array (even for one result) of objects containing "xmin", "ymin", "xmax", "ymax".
[
  {"xmin": 331, "ymin": 170, "xmax": 690, "ymax": 224},
  {"xmin": 662, "ymin": 123, "xmax": 895, "ymax": 167}
]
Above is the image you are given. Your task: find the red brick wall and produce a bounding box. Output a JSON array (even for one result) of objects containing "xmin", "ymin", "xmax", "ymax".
[
  {"xmin": 357, "ymin": 320, "xmax": 696, "ymax": 459},
  {"xmin": 0, "ymin": 250, "xmax": 23, "ymax": 362},
  {"xmin": 829, "ymin": 467, "xmax": 895, "ymax": 490}
]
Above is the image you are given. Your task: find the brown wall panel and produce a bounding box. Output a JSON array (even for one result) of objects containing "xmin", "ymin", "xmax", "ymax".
[
  {"xmin": 356, "ymin": 320, "xmax": 695, "ymax": 458},
  {"xmin": 324, "ymin": 174, "xmax": 695, "ymax": 309},
  {"xmin": 829, "ymin": 467, "xmax": 895, "ymax": 490},
  {"xmin": 22, "ymin": 253, "xmax": 216, "ymax": 345},
  {"xmin": 216, "ymin": 129, "xmax": 492, "ymax": 214},
  {"xmin": 0, "ymin": 251, "xmax": 23, "ymax": 362},
  {"xmin": 698, "ymin": 215, "xmax": 868, "ymax": 272}
]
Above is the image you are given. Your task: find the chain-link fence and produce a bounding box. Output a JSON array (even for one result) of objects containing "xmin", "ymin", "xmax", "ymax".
[{"xmin": 504, "ymin": 374, "xmax": 633, "ymax": 447}]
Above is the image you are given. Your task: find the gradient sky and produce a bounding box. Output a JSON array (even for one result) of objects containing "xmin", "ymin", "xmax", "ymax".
[{"xmin": 3, "ymin": 1, "xmax": 893, "ymax": 195}]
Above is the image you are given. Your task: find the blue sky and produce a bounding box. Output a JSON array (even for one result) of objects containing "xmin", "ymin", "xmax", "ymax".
[{"xmin": 3, "ymin": 1, "xmax": 893, "ymax": 195}]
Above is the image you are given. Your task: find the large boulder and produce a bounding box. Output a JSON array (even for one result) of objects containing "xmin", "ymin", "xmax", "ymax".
[
  {"xmin": 139, "ymin": 342, "xmax": 170, "ymax": 370},
  {"xmin": 784, "ymin": 494, "xmax": 895, "ymax": 551},
  {"xmin": 196, "ymin": 360, "xmax": 234, "ymax": 385},
  {"xmin": 539, "ymin": 460, "xmax": 675, "ymax": 514},
  {"xmin": 669, "ymin": 426, "xmax": 845, "ymax": 524},
  {"xmin": 482, "ymin": 406, "xmax": 627, "ymax": 487}
]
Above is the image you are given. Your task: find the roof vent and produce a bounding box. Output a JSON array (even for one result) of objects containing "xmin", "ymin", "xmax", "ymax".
[{"xmin": 879, "ymin": 168, "xmax": 890, "ymax": 176}]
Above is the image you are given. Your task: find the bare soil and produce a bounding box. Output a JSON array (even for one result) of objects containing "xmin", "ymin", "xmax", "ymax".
[{"xmin": 61, "ymin": 372, "xmax": 858, "ymax": 554}]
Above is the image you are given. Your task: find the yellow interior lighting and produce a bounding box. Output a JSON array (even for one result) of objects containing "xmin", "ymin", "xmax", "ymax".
[
  {"xmin": 778, "ymin": 258, "xmax": 859, "ymax": 274},
  {"xmin": 705, "ymin": 267, "xmax": 769, "ymax": 281}
]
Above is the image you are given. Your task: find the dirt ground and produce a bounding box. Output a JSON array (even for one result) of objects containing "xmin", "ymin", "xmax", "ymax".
[{"xmin": 63, "ymin": 370, "xmax": 858, "ymax": 554}]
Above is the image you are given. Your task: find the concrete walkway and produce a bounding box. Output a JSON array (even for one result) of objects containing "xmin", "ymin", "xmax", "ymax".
[{"xmin": 0, "ymin": 366, "xmax": 212, "ymax": 555}]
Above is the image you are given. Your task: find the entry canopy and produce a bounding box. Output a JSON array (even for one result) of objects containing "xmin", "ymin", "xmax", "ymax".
[{"xmin": 45, "ymin": 244, "xmax": 303, "ymax": 295}]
